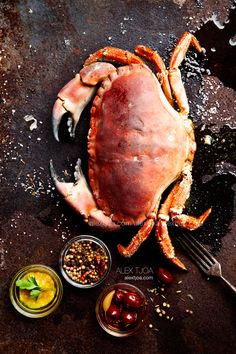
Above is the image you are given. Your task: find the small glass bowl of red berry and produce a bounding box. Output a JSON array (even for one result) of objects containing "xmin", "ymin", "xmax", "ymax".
[{"xmin": 96, "ymin": 283, "xmax": 148, "ymax": 337}]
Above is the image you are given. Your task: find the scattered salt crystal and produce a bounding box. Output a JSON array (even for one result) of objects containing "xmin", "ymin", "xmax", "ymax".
[
  {"xmin": 123, "ymin": 16, "xmax": 133, "ymax": 21},
  {"xmin": 23, "ymin": 115, "xmax": 38, "ymax": 131},
  {"xmin": 211, "ymin": 14, "xmax": 225, "ymax": 29},
  {"xmin": 203, "ymin": 135, "xmax": 212, "ymax": 145},
  {"xmin": 209, "ymin": 107, "xmax": 217, "ymax": 114},
  {"xmin": 64, "ymin": 39, "xmax": 71, "ymax": 46},
  {"xmin": 229, "ymin": 36, "xmax": 236, "ymax": 46}
]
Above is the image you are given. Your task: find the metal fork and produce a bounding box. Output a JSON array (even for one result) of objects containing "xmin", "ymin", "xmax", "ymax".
[{"xmin": 177, "ymin": 231, "xmax": 236, "ymax": 294}]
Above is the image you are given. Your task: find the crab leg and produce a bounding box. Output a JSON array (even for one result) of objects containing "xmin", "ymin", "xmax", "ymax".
[
  {"xmin": 52, "ymin": 62, "xmax": 116, "ymax": 141},
  {"xmin": 84, "ymin": 47, "xmax": 145, "ymax": 66},
  {"xmin": 80, "ymin": 62, "xmax": 116, "ymax": 85},
  {"xmin": 169, "ymin": 32, "xmax": 202, "ymax": 117},
  {"xmin": 134, "ymin": 45, "xmax": 174, "ymax": 107},
  {"xmin": 50, "ymin": 160, "xmax": 120, "ymax": 231},
  {"xmin": 157, "ymin": 165, "xmax": 211, "ymax": 270},
  {"xmin": 117, "ymin": 208, "xmax": 158, "ymax": 257},
  {"xmin": 157, "ymin": 182, "xmax": 187, "ymax": 270},
  {"xmin": 157, "ymin": 220, "xmax": 186, "ymax": 269},
  {"xmin": 172, "ymin": 210, "xmax": 212, "ymax": 229}
]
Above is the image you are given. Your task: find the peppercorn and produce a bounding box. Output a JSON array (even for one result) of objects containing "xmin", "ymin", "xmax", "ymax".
[{"xmin": 63, "ymin": 240, "xmax": 109, "ymax": 285}]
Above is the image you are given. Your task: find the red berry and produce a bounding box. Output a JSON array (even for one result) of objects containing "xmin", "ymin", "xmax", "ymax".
[
  {"xmin": 123, "ymin": 292, "xmax": 143, "ymax": 309},
  {"xmin": 156, "ymin": 267, "xmax": 173, "ymax": 284},
  {"xmin": 121, "ymin": 310, "xmax": 137, "ymax": 326},
  {"xmin": 113, "ymin": 290, "xmax": 124, "ymax": 304},
  {"xmin": 105, "ymin": 304, "xmax": 121, "ymax": 323}
]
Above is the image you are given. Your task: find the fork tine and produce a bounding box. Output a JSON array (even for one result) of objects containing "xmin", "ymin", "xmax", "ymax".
[
  {"xmin": 178, "ymin": 236, "xmax": 210, "ymax": 271},
  {"xmin": 177, "ymin": 232, "xmax": 217, "ymax": 271},
  {"xmin": 177, "ymin": 233, "xmax": 236, "ymax": 294},
  {"xmin": 181, "ymin": 232, "xmax": 216, "ymax": 264}
]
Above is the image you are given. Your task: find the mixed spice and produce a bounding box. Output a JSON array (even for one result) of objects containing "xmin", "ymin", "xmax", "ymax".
[{"xmin": 63, "ymin": 240, "xmax": 109, "ymax": 285}]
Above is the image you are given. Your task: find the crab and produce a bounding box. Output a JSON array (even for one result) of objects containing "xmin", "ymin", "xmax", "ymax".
[{"xmin": 50, "ymin": 32, "xmax": 211, "ymax": 270}]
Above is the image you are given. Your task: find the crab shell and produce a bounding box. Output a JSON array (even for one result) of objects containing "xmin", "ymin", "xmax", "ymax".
[{"xmin": 88, "ymin": 64, "xmax": 187, "ymax": 226}]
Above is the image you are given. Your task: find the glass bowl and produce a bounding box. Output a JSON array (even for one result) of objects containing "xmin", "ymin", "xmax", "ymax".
[
  {"xmin": 9, "ymin": 264, "xmax": 63, "ymax": 318},
  {"xmin": 59, "ymin": 235, "xmax": 112, "ymax": 289},
  {"xmin": 96, "ymin": 283, "xmax": 148, "ymax": 337}
]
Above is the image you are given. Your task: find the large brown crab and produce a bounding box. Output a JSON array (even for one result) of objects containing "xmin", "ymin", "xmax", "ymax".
[{"xmin": 51, "ymin": 32, "xmax": 211, "ymax": 269}]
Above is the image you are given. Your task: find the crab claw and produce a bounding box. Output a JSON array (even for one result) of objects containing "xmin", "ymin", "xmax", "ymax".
[
  {"xmin": 52, "ymin": 74, "xmax": 96, "ymax": 141},
  {"xmin": 52, "ymin": 98, "xmax": 68, "ymax": 142},
  {"xmin": 50, "ymin": 160, "xmax": 120, "ymax": 231},
  {"xmin": 50, "ymin": 159, "xmax": 74, "ymax": 197}
]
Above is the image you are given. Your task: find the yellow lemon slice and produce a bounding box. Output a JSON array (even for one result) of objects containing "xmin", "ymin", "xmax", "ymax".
[
  {"xmin": 102, "ymin": 290, "xmax": 115, "ymax": 313},
  {"xmin": 19, "ymin": 272, "xmax": 56, "ymax": 309}
]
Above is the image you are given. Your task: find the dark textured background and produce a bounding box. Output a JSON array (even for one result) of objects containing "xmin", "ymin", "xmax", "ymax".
[{"xmin": 0, "ymin": 1, "xmax": 235, "ymax": 353}]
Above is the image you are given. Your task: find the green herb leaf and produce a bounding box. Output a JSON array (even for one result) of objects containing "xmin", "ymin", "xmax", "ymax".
[
  {"xmin": 16, "ymin": 276, "xmax": 41, "ymax": 292},
  {"xmin": 29, "ymin": 276, "xmax": 38, "ymax": 286},
  {"xmin": 30, "ymin": 289, "xmax": 41, "ymax": 299}
]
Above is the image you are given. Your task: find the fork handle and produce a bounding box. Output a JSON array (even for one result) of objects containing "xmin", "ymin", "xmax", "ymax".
[{"xmin": 220, "ymin": 276, "xmax": 236, "ymax": 294}]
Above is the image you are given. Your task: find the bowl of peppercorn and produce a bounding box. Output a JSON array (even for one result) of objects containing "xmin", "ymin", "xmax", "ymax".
[
  {"xmin": 96, "ymin": 283, "xmax": 148, "ymax": 337},
  {"xmin": 59, "ymin": 235, "xmax": 111, "ymax": 288}
]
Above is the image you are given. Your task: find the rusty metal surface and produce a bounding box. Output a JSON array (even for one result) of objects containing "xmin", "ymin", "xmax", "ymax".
[{"xmin": 0, "ymin": 1, "xmax": 235, "ymax": 353}]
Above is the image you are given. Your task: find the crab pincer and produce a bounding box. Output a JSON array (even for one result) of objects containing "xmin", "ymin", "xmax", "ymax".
[
  {"xmin": 52, "ymin": 62, "xmax": 116, "ymax": 141},
  {"xmin": 52, "ymin": 74, "xmax": 95, "ymax": 141}
]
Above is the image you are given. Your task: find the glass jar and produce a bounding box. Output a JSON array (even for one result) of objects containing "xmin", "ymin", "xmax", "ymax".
[
  {"xmin": 9, "ymin": 264, "xmax": 63, "ymax": 318},
  {"xmin": 96, "ymin": 283, "xmax": 148, "ymax": 337},
  {"xmin": 59, "ymin": 235, "xmax": 112, "ymax": 289}
]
